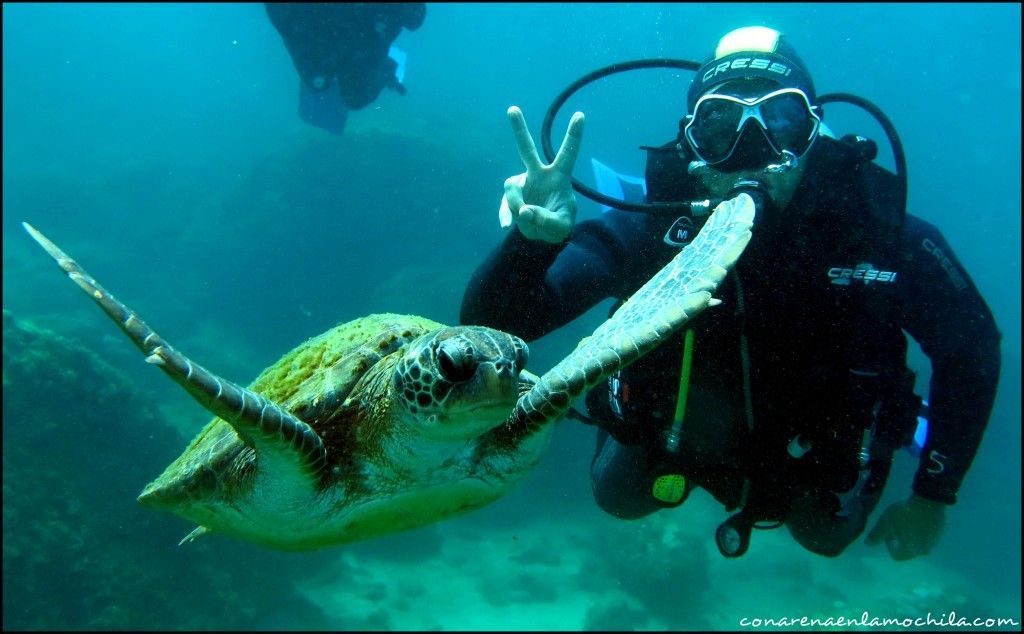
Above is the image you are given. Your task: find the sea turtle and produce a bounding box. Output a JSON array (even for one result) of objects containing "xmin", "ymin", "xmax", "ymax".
[{"xmin": 21, "ymin": 193, "xmax": 753, "ymax": 551}]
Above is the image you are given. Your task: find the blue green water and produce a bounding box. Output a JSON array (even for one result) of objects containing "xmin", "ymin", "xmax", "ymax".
[{"xmin": 3, "ymin": 3, "xmax": 1020, "ymax": 630}]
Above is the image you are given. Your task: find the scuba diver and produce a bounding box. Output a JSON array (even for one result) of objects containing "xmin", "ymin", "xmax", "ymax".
[
  {"xmin": 265, "ymin": 3, "xmax": 426, "ymax": 135},
  {"xmin": 460, "ymin": 26, "xmax": 1002, "ymax": 559}
]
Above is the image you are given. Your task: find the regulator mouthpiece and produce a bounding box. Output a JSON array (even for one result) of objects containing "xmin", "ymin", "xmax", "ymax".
[
  {"xmin": 765, "ymin": 149, "xmax": 799, "ymax": 174},
  {"xmin": 727, "ymin": 179, "xmax": 770, "ymax": 212}
]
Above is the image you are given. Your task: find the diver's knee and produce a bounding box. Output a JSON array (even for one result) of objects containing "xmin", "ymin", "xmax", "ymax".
[
  {"xmin": 589, "ymin": 429, "xmax": 665, "ymax": 519},
  {"xmin": 592, "ymin": 483, "xmax": 659, "ymax": 520},
  {"xmin": 590, "ymin": 465, "xmax": 659, "ymax": 520},
  {"xmin": 786, "ymin": 492, "xmax": 870, "ymax": 557},
  {"xmin": 789, "ymin": 528, "xmax": 857, "ymax": 557}
]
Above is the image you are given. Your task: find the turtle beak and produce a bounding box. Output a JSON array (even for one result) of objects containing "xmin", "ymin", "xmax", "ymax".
[{"xmin": 477, "ymin": 360, "xmax": 520, "ymax": 401}]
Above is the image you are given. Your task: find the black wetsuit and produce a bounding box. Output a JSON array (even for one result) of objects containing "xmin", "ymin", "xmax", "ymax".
[{"xmin": 460, "ymin": 136, "xmax": 1001, "ymax": 555}]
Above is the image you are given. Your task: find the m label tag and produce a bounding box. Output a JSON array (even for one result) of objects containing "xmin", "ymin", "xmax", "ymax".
[{"xmin": 664, "ymin": 216, "xmax": 696, "ymax": 247}]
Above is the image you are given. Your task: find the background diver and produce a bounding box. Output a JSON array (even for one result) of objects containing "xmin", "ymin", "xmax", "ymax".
[{"xmin": 265, "ymin": 2, "xmax": 426, "ymax": 135}]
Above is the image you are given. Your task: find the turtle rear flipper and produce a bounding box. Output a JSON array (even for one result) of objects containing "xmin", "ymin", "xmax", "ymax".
[
  {"xmin": 513, "ymin": 193, "xmax": 756, "ymax": 429},
  {"xmin": 22, "ymin": 222, "xmax": 328, "ymax": 488},
  {"xmin": 178, "ymin": 525, "xmax": 210, "ymax": 546}
]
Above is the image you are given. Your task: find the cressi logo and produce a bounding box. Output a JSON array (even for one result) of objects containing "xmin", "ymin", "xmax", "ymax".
[
  {"xmin": 702, "ymin": 57, "xmax": 793, "ymax": 84},
  {"xmin": 921, "ymin": 238, "xmax": 969, "ymax": 292},
  {"xmin": 828, "ymin": 263, "xmax": 898, "ymax": 286}
]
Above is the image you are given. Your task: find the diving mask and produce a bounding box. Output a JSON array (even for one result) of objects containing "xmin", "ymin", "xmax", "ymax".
[{"xmin": 684, "ymin": 87, "xmax": 821, "ymax": 167}]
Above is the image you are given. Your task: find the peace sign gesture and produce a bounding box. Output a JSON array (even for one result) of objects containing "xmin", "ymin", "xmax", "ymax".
[{"xmin": 498, "ymin": 106, "xmax": 585, "ymax": 244}]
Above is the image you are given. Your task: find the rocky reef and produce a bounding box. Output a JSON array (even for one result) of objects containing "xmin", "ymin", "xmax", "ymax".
[{"xmin": 577, "ymin": 513, "xmax": 713, "ymax": 630}]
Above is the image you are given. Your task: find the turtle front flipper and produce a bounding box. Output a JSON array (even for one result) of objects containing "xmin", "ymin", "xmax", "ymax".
[
  {"xmin": 21, "ymin": 222, "xmax": 328, "ymax": 485},
  {"xmin": 512, "ymin": 193, "xmax": 756, "ymax": 432}
]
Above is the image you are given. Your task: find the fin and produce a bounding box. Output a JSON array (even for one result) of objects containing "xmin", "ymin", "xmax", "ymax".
[
  {"xmin": 388, "ymin": 45, "xmax": 407, "ymax": 85},
  {"xmin": 22, "ymin": 222, "xmax": 328, "ymax": 483},
  {"xmin": 512, "ymin": 193, "xmax": 756, "ymax": 429},
  {"xmin": 178, "ymin": 525, "xmax": 210, "ymax": 546},
  {"xmin": 298, "ymin": 76, "xmax": 349, "ymax": 135}
]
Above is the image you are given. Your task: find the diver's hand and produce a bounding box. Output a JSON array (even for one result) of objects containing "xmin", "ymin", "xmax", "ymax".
[
  {"xmin": 498, "ymin": 106, "xmax": 585, "ymax": 244},
  {"xmin": 866, "ymin": 494, "xmax": 946, "ymax": 561}
]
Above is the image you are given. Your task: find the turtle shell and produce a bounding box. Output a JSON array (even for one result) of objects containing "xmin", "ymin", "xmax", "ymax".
[
  {"xmin": 143, "ymin": 313, "xmax": 443, "ymax": 503},
  {"xmin": 250, "ymin": 313, "xmax": 442, "ymax": 410}
]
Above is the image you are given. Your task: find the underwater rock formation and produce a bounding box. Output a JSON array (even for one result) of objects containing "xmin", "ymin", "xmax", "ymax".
[
  {"xmin": 577, "ymin": 514, "xmax": 713, "ymax": 629},
  {"xmin": 198, "ymin": 126, "xmax": 510, "ymax": 356}
]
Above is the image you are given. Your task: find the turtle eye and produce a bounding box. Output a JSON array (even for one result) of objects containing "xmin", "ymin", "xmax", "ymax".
[{"xmin": 436, "ymin": 342, "xmax": 475, "ymax": 383}]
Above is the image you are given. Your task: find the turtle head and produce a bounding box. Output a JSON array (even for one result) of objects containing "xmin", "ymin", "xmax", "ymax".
[{"xmin": 393, "ymin": 326, "xmax": 529, "ymax": 439}]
